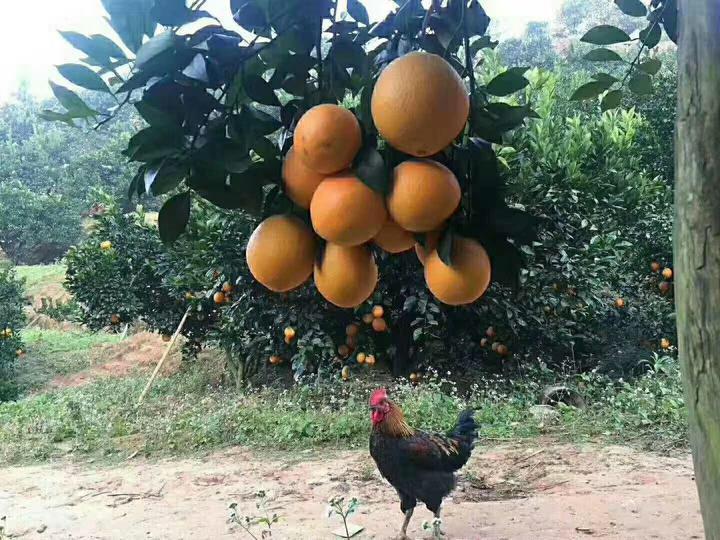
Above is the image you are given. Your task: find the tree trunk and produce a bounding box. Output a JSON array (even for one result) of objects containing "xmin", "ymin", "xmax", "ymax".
[{"xmin": 675, "ymin": 1, "xmax": 720, "ymax": 536}]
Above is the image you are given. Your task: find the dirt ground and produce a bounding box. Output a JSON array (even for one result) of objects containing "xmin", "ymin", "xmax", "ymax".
[
  {"xmin": 42, "ymin": 332, "xmax": 183, "ymax": 392},
  {"xmin": 0, "ymin": 442, "xmax": 703, "ymax": 540}
]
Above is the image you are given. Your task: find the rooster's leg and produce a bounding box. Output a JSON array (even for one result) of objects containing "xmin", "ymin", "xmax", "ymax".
[
  {"xmin": 398, "ymin": 508, "xmax": 413, "ymax": 539},
  {"xmin": 432, "ymin": 509, "xmax": 445, "ymax": 539}
]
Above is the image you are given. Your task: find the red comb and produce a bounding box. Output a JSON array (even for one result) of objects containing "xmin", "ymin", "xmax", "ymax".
[{"xmin": 369, "ymin": 388, "xmax": 388, "ymax": 406}]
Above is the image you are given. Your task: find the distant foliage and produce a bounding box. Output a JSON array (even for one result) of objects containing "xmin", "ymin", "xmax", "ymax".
[
  {"xmin": 0, "ymin": 90, "xmax": 138, "ymax": 264},
  {"xmin": 0, "ymin": 267, "xmax": 25, "ymax": 401}
]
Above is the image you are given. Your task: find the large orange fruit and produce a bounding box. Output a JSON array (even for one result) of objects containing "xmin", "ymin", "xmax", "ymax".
[
  {"xmin": 424, "ymin": 237, "xmax": 492, "ymax": 305},
  {"xmin": 282, "ymin": 146, "xmax": 326, "ymax": 209},
  {"xmin": 373, "ymin": 217, "xmax": 415, "ymax": 253},
  {"xmin": 388, "ymin": 160, "xmax": 460, "ymax": 232},
  {"xmin": 314, "ymin": 243, "xmax": 378, "ymax": 308},
  {"xmin": 246, "ymin": 215, "xmax": 317, "ymax": 292},
  {"xmin": 310, "ymin": 173, "xmax": 387, "ymax": 246},
  {"xmin": 415, "ymin": 230, "xmax": 442, "ymax": 265},
  {"xmin": 371, "ymin": 51, "xmax": 469, "ymax": 157},
  {"xmin": 294, "ymin": 104, "xmax": 362, "ymax": 174}
]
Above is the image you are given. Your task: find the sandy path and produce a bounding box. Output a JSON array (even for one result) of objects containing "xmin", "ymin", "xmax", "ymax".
[{"xmin": 0, "ymin": 442, "xmax": 703, "ymax": 539}]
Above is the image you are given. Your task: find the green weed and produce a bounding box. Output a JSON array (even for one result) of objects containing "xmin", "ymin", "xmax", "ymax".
[{"xmin": 0, "ymin": 356, "xmax": 688, "ymax": 465}]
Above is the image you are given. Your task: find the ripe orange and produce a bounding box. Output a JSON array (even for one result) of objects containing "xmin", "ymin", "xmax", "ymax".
[
  {"xmin": 372, "ymin": 305, "xmax": 384, "ymax": 318},
  {"xmin": 356, "ymin": 352, "xmax": 366, "ymax": 364},
  {"xmin": 496, "ymin": 344, "xmax": 509, "ymax": 356},
  {"xmin": 100, "ymin": 240, "xmax": 112, "ymax": 251},
  {"xmin": 372, "ymin": 318, "xmax": 388, "ymax": 332},
  {"xmin": 284, "ymin": 327, "xmax": 296, "ymax": 340},
  {"xmin": 282, "ymin": 146, "xmax": 327, "ymax": 209},
  {"xmin": 294, "ymin": 104, "xmax": 362, "ymax": 174},
  {"xmin": 338, "ymin": 344, "xmax": 351, "ymax": 357},
  {"xmin": 314, "ymin": 243, "xmax": 378, "ymax": 308},
  {"xmin": 269, "ymin": 355, "xmax": 283, "ymax": 365},
  {"xmin": 415, "ymin": 230, "xmax": 443, "ymax": 266},
  {"xmin": 346, "ymin": 323, "xmax": 360, "ymax": 337},
  {"xmin": 651, "ymin": 261, "xmax": 661, "ymax": 272},
  {"xmin": 246, "ymin": 215, "xmax": 317, "ymax": 292},
  {"xmin": 388, "ymin": 160, "xmax": 460, "ymax": 232},
  {"xmin": 365, "ymin": 354, "xmax": 376, "ymax": 366},
  {"xmin": 362, "ymin": 313, "xmax": 374, "ymax": 325},
  {"xmin": 373, "ymin": 217, "xmax": 415, "ymax": 253},
  {"xmin": 615, "ymin": 298, "xmax": 625, "ymax": 309},
  {"xmin": 371, "ymin": 51, "xmax": 469, "ymax": 157},
  {"xmin": 341, "ymin": 365, "xmax": 351, "ymax": 380},
  {"xmin": 485, "ymin": 326, "xmax": 496, "ymax": 338},
  {"xmin": 222, "ymin": 282, "xmax": 234, "ymax": 293},
  {"xmin": 213, "ymin": 291, "xmax": 226, "ymax": 305},
  {"xmin": 409, "ymin": 372, "xmax": 419, "ymax": 383},
  {"xmin": 659, "ymin": 281, "xmax": 671, "ymax": 295},
  {"xmin": 480, "ymin": 338, "xmax": 489, "ymax": 347},
  {"xmin": 424, "ymin": 237, "xmax": 492, "ymax": 305},
  {"xmin": 491, "ymin": 342, "xmax": 500, "ymax": 352},
  {"xmin": 662, "ymin": 267, "xmax": 673, "ymax": 280},
  {"xmin": 310, "ymin": 173, "xmax": 387, "ymax": 246},
  {"xmin": 661, "ymin": 338, "xmax": 671, "ymax": 350}
]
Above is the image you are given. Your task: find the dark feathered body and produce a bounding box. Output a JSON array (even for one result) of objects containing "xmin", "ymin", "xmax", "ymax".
[{"xmin": 370, "ymin": 407, "xmax": 478, "ymax": 514}]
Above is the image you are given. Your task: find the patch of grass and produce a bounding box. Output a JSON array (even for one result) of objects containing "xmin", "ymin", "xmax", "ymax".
[
  {"xmin": 0, "ymin": 355, "xmax": 688, "ymax": 465},
  {"xmin": 14, "ymin": 329, "xmax": 122, "ymax": 394},
  {"xmin": 15, "ymin": 265, "xmax": 66, "ymax": 297}
]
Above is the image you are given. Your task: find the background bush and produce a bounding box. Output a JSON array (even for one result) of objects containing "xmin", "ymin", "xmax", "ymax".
[{"xmin": 0, "ymin": 267, "xmax": 25, "ymax": 401}]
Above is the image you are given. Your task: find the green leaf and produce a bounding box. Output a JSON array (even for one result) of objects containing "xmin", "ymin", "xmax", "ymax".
[
  {"xmin": 244, "ymin": 74, "xmax": 280, "ymax": 107},
  {"xmin": 628, "ymin": 71, "xmax": 653, "ymax": 95},
  {"xmin": 346, "ymin": 0, "xmax": 369, "ymax": 25},
  {"xmin": 569, "ymin": 80, "xmax": 614, "ymax": 101},
  {"xmin": 101, "ymin": 0, "xmax": 157, "ymax": 52},
  {"xmin": 353, "ymin": 146, "xmax": 388, "ymax": 194},
  {"xmin": 182, "ymin": 54, "xmax": 209, "ymax": 83},
  {"xmin": 637, "ymin": 58, "xmax": 662, "ymax": 75},
  {"xmin": 144, "ymin": 159, "xmax": 188, "ymax": 195},
  {"xmin": 59, "ymin": 31, "xmax": 127, "ymax": 65},
  {"xmin": 438, "ymin": 230, "xmax": 454, "ymax": 267},
  {"xmin": 614, "ymin": 0, "xmax": 647, "ymax": 17},
  {"xmin": 583, "ymin": 48, "xmax": 624, "ymax": 62},
  {"xmin": 601, "ymin": 89, "xmax": 623, "ymax": 111},
  {"xmin": 486, "ymin": 68, "xmax": 530, "ymax": 97},
  {"xmin": 592, "ymin": 72, "xmax": 619, "ymax": 83},
  {"xmin": 580, "ymin": 25, "xmax": 631, "ymax": 45},
  {"xmin": 37, "ymin": 110, "xmax": 77, "ymax": 126},
  {"xmin": 639, "ymin": 23, "xmax": 662, "ymax": 48},
  {"xmin": 135, "ymin": 31, "xmax": 176, "ymax": 68},
  {"xmin": 49, "ymin": 82, "xmax": 98, "ymax": 117},
  {"xmin": 251, "ymin": 137, "xmax": 279, "ymax": 161},
  {"xmin": 158, "ymin": 191, "xmax": 191, "ymax": 244},
  {"xmin": 57, "ymin": 64, "xmax": 111, "ymax": 93}
]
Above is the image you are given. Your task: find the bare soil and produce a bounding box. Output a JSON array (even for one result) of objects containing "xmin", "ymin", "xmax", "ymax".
[
  {"xmin": 0, "ymin": 442, "xmax": 703, "ymax": 539},
  {"xmin": 42, "ymin": 332, "xmax": 182, "ymax": 391}
]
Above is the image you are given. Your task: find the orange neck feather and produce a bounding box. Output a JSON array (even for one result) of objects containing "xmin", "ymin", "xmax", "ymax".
[{"xmin": 378, "ymin": 401, "xmax": 414, "ymax": 438}]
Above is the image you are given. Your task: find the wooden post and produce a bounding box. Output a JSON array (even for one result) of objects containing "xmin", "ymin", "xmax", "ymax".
[
  {"xmin": 136, "ymin": 307, "xmax": 191, "ymax": 407},
  {"xmin": 676, "ymin": 1, "xmax": 720, "ymax": 536}
]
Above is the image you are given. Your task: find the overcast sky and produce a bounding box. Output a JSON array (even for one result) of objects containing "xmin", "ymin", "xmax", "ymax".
[{"xmin": 0, "ymin": 0, "xmax": 563, "ymax": 104}]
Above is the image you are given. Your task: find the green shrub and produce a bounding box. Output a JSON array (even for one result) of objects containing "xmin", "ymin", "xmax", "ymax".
[{"xmin": 0, "ymin": 267, "xmax": 25, "ymax": 401}]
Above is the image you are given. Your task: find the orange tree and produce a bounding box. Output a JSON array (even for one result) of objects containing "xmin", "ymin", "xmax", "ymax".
[
  {"xmin": 50, "ymin": 0, "xmax": 543, "ymax": 378},
  {"xmin": 0, "ymin": 267, "xmax": 25, "ymax": 401}
]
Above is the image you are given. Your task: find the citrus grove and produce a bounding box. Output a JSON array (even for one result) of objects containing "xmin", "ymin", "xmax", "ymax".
[{"xmin": 50, "ymin": 0, "xmax": 676, "ymax": 383}]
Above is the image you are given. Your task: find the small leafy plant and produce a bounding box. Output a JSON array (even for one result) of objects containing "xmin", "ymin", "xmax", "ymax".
[
  {"xmin": 326, "ymin": 496, "xmax": 360, "ymax": 540},
  {"xmin": 229, "ymin": 490, "xmax": 280, "ymax": 540}
]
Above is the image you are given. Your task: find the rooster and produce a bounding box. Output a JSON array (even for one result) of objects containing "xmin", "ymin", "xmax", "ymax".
[{"xmin": 369, "ymin": 388, "xmax": 478, "ymax": 539}]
